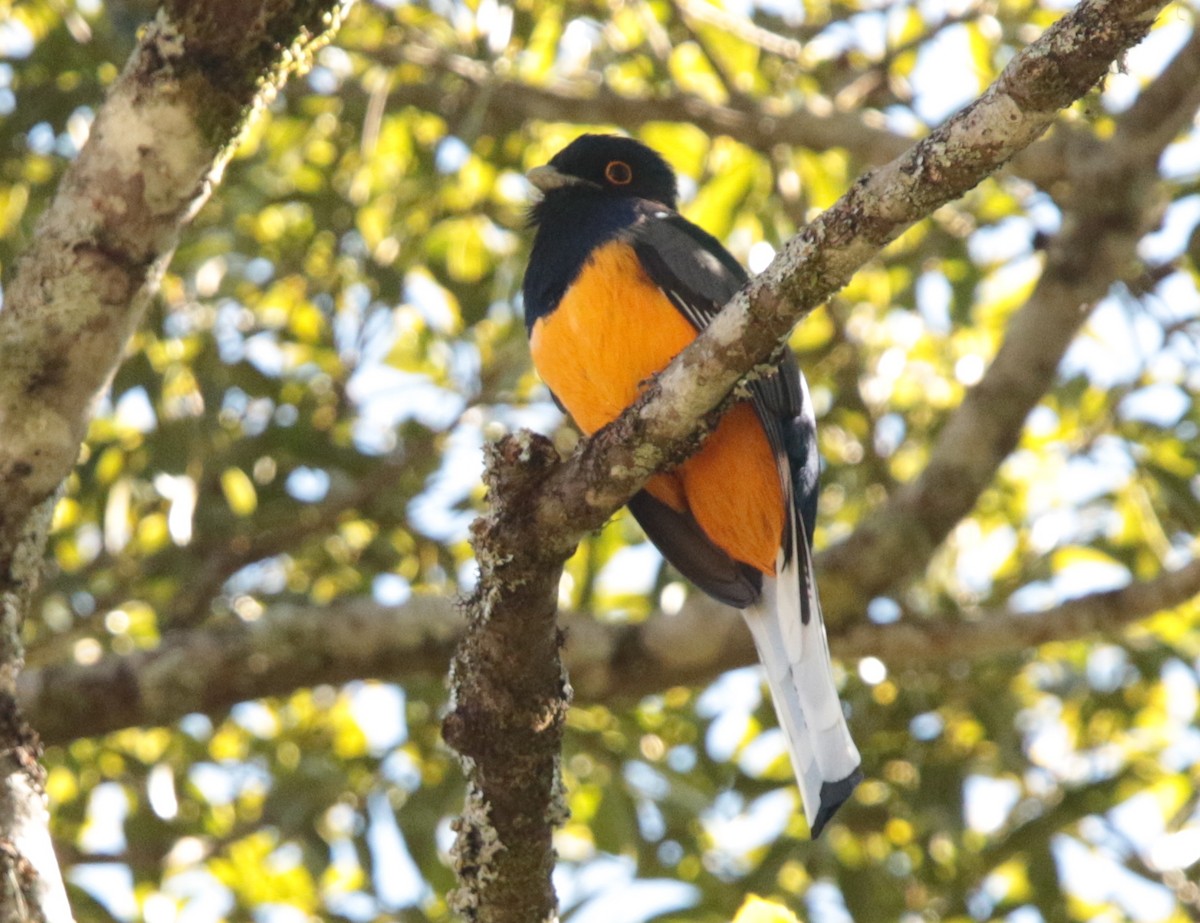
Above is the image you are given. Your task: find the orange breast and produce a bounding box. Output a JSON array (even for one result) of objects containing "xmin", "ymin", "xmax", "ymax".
[{"xmin": 530, "ymin": 240, "xmax": 783, "ymax": 575}]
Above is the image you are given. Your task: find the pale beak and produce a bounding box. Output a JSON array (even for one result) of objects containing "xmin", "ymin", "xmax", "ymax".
[{"xmin": 526, "ymin": 165, "xmax": 581, "ymax": 193}]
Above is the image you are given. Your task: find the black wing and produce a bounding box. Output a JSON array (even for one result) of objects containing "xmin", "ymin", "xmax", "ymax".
[
  {"xmin": 626, "ymin": 206, "xmax": 820, "ymax": 614},
  {"xmin": 627, "ymin": 491, "xmax": 761, "ymax": 608}
]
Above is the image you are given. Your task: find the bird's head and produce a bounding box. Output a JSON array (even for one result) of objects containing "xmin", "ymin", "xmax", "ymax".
[{"xmin": 527, "ymin": 134, "xmax": 678, "ymax": 210}]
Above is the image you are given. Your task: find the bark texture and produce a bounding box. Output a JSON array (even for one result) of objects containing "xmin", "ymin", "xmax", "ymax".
[
  {"xmin": 0, "ymin": 3, "xmax": 347, "ymax": 919},
  {"xmin": 443, "ymin": 434, "xmax": 571, "ymax": 923}
]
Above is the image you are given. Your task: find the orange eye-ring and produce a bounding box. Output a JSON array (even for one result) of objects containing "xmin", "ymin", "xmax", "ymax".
[{"xmin": 605, "ymin": 160, "xmax": 633, "ymax": 185}]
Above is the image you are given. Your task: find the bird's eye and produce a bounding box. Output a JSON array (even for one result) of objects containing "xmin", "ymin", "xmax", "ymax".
[{"xmin": 605, "ymin": 160, "xmax": 633, "ymax": 185}]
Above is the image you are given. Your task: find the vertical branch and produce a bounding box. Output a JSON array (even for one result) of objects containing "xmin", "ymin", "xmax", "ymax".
[
  {"xmin": 444, "ymin": 434, "xmax": 572, "ymax": 923},
  {"xmin": 0, "ymin": 493, "xmax": 67, "ymax": 923},
  {"xmin": 0, "ymin": 3, "xmax": 349, "ymax": 918}
]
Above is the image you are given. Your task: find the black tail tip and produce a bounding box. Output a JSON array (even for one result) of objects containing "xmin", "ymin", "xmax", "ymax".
[{"xmin": 810, "ymin": 766, "xmax": 864, "ymax": 838}]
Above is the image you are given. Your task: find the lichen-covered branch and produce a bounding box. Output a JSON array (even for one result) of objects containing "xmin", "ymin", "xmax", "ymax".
[
  {"xmin": 440, "ymin": 0, "xmax": 1169, "ymax": 917},
  {"xmin": 0, "ymin": 3, "xmax": 348, "ymax": 920},
  {"xmin": 0, "ymin": 1, "xmax": 346, "ymax": 594},
  {"xmin": 442, "ymin": 435, "xmax": 570, "ymax": 923}
]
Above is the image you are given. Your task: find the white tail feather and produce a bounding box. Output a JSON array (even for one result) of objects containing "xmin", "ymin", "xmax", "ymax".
[{"xmin": 743, "ymin": 545, "xmax": 861, "ymax": 836}]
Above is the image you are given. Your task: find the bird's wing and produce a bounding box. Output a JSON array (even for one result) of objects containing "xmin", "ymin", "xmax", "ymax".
[
  {"xmin": 631, "ymin": 207, "xmax": 861, "ymax": 835},
  {"xmin": 628, "ymin": 209, "xmax": 813, "ymax": 614}
]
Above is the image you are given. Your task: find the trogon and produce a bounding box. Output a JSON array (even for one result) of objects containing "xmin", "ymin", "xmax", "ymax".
[{"xmin": 522, "ymin": 134, "xmax": 862, "ymax": 836}]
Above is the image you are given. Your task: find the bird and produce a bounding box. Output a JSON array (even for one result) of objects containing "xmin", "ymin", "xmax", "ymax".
[{"xmin": 522, "ymin": 134, "xmax": 862, "ymax": 837}]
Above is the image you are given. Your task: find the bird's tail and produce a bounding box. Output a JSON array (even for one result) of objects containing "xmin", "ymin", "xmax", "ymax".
[{"xmin": 743, "ymin": 545, "xmax": 862, "ymax": 837}]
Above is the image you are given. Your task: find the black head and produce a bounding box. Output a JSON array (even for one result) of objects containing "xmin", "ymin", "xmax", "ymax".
[{"xmin": 528, "ymin": 134, "xmax": 678, "ymax": 210}]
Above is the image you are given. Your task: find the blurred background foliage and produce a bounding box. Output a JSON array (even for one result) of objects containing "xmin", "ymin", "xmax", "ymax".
[{"xmin": 2, "ymin": 0, "xmax": 1200, "ymax": 920}]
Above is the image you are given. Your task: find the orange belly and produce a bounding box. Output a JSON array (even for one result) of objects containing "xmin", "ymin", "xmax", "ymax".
[{"xmin": 529, "ymin": 240, "xmax": 783, "ymax": 575}]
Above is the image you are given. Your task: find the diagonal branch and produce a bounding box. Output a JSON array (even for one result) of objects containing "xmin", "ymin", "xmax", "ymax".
[
  {"xmin": 442, "ymin": 2, "xmax": 1170, "ymax": 918},
  {"xmin": 517, "ymin": 0, "xmax": 1169, "ymax": 560}
]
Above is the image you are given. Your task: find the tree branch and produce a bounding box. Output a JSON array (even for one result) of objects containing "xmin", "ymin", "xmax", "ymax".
[
  {"xmin": 820, "ymin": 22, "xmax": 1200, "ymax": 621},
  {"xmin": 670, "ymin": 0, "xmax": 806, "ymax": 61},
  {"xmin": 386, "ymin": 38, "xmax": 1072, "ymax": 193},
  {"xmin": 0, "ymin": 3, "xmax": 348, "ymax": 919},
  {"xmin": 19, "ymin": 557, "xmax": 1200, "ymax": 746}
]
